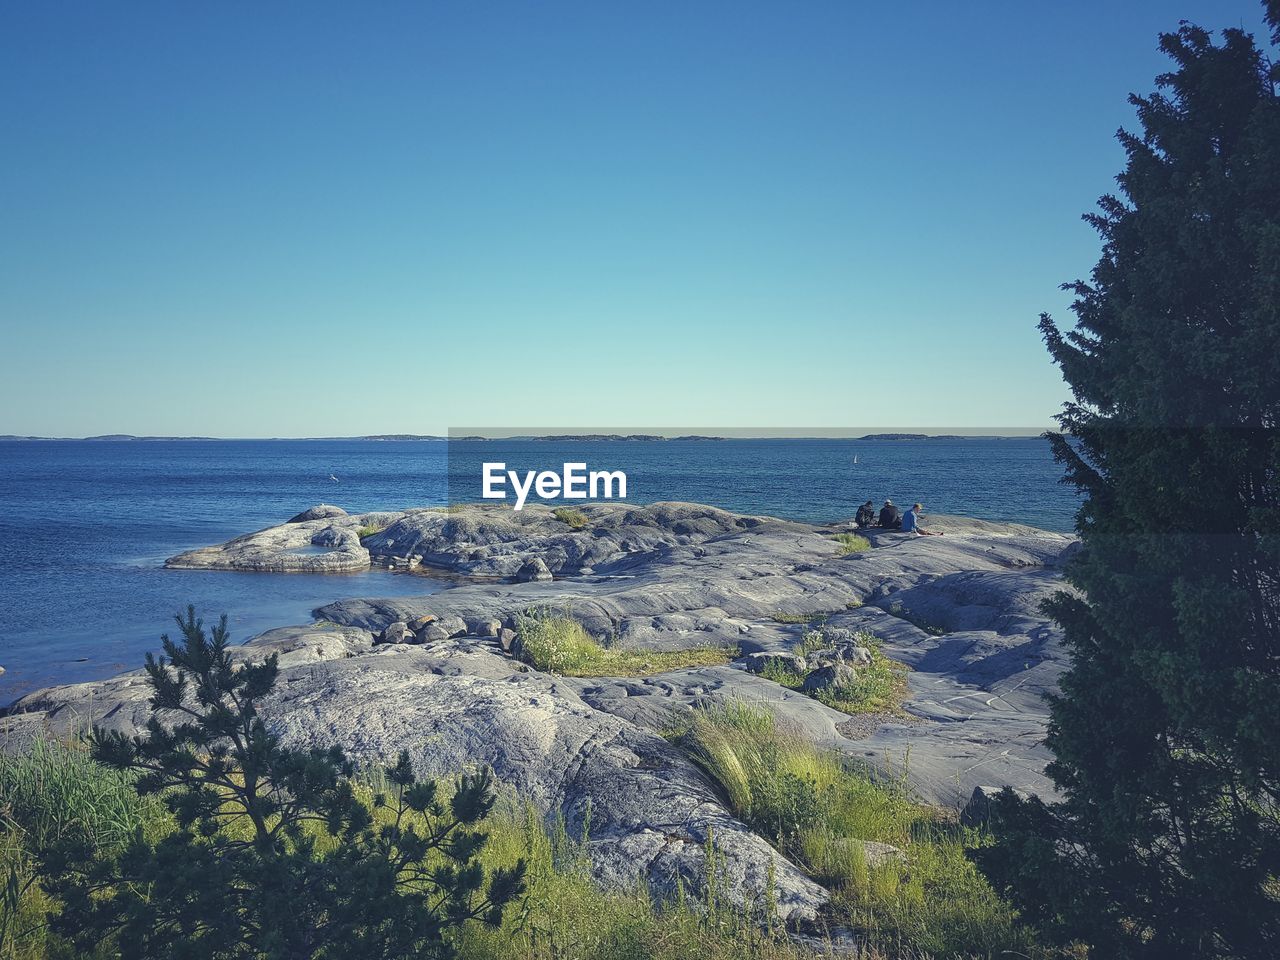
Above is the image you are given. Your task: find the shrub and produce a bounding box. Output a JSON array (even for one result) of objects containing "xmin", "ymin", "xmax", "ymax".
[
  {"xmin": 37, "ymin": 607, "xmax": 526, "ymax": 960},
  {"xmin": 551, "ymin": 508, "xmax": 588, "ymax": 530},
  {"xmin": 356, "ymin": 524, "xmax": 387, "ymax": 539},
  {"xmin": 515, "ymin": 608, "xmax": 735, "ymax": 677},
  {"xmin": 831, "ymin": 534, "xmax": 870, "ymax": 556}
]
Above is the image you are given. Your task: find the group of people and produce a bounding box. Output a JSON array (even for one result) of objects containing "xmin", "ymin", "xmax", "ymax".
[{"xmin": 854, "ymin": 499, "xmax": 940, "ymax": 536}]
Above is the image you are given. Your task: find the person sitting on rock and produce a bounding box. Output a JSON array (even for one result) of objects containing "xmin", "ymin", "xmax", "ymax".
[
  {"xmin": 901, "ymin": 502, "xmax": 941, "ymax": 536},
  {"xmin": 878, "ymin": 500, "xmax": 901, "ymax": 528},
  {"xmin": 855, "ymin": 500, "xmax": 877, "ymax": 527}
]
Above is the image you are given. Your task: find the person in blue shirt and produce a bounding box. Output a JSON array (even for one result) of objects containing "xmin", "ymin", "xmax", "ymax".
[{"xmin": 901, "ymin": 503, "xmax": 940, "ymax": 536}]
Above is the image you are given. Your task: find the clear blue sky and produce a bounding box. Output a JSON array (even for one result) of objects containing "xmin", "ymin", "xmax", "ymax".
[{"xmin": 0, "ymin": 1, "xmax": 1268, "ymax": 437}]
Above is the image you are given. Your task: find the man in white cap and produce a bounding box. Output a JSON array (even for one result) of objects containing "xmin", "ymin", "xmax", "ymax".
[{"xmin": 878, "ymin": 499, "xmax": 901, "ymax": 528}]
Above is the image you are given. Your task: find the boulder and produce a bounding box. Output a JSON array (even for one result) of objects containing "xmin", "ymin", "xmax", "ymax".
[
  {"xmin": 436, "ymin": 616, "xmax": 468, "ymax": 638},
  {"xmin": 467, "ymin": 617, "xmax": 503, "ymax": 638},
  {"xmin": 846, "ymin": 645, "xmax": 873, "ymax": 666},
  {"xmin": 805, "ymin": 640, "xmax": 872, "ymax": 670},
  {"xmin": 417, "ymin": 623, "xmax": 452, "ymax": 644},
  {"xmin": 288, "ymin": 504, "xmax": 348, "ymax": 523},
  {"xmin": 498, "ymin": 628, "xmax": 520, "ymax": 654},
  {"xmin": 800, "ymin": 662, "xmax": 858, "ymax": 694},
  {"xmin": 819, "ymin": 627, "xmax": 855, "ymax": 645},
  {"xmin": 803, "ymin": 647, "xmax": 841, "ymax": 668},
  {"xmin": 375, "ymin": 622, "xmax": 415, "ymax": 646},
  {"xmin": 515, "ymin": 557, "xmax": 553, "ymax": 582}
]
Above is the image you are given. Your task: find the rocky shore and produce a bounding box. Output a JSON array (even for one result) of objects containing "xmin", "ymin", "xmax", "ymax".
[{"xmin": 7, "ymin": 501, "xmax": 1076, "ymax": 926}]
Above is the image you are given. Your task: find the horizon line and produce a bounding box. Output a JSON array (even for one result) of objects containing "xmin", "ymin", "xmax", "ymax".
[{"xmin": 1, "ymin": 428, "xmax": 1057, "ymax": 442}]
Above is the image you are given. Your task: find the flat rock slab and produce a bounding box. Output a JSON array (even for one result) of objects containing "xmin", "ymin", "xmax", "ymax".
[
  {"xmin": 10, "ymin": 501, "xmax": 1077, "ymax": 916},
  {"xmin": 165, "ymin": 511, "xmax": 404, "ymax": 572}
]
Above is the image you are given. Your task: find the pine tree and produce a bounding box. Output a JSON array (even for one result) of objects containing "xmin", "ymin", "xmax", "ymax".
[
  {"xmin": 39, "ymin": 607, "xmax": 526, "ymax": 960},
  {"xmin": 975, "ymin": 5, "xmax": 1280, "ymax": 957}
]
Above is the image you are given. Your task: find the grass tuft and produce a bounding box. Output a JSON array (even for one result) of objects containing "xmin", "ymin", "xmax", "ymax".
[
  {"xmin": 832, "ymin": 533, "xmax": 871, "ymax": 556},
  {"xmin": 551, "ymin": 507, "xmax": 589, "ymax": 530},
  {"xmin": 516, "ymin": 608, "xmax": 735, "ymax": 677},
  {"xmin": 770, "ymin": 612, "xmax": 827, "ymax": 625},
  {"xmin": 356, "ymin": 524, "xmax": 388, "ymax": 539}
]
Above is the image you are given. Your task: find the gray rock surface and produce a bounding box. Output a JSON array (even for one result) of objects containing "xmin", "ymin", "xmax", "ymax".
[
  {"xmin": 166, "ymin": 510, "xmax": 403, "ymax": 572},
  {"xmin": 515, "ymin": 557, "xmax": 553, "ymax": 582},
  {"xmin": 744, "ymin": 651, "xmax": 807, "ymax": 675},
  {"xmin": 13, "ymin": 501, "xmax": 1078, "ymax": 922},
  {"xmin": 288, "ymin": 504, "xmax": 349, "ymax": 523},
  {"xmin": 800, "ymin": 662, "xmax": 858, "ymax": 694},
  {"xmin": 15, "ymin": 627, "xmax": 827, "ymax": 922},
  {"xmin": 378, "ymin": 622, "xmax": 415, "ymax": 645}
]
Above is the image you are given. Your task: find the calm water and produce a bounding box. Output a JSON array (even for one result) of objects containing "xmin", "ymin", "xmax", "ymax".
[{"xmin": 0, "ymin": 438, "xmax": 1077, "ymax": 703}]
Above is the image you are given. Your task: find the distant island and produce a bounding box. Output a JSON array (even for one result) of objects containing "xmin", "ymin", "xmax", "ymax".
[
  {"xmin": 1, "ymin": 432, "xmax": 1041, "ymax": 442},
  {"xmin": 854, "ymin": 433, "xmax": 1037, "ymax": 441}
]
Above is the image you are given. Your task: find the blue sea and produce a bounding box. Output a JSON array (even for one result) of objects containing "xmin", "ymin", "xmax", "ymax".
[{"xmin": 0, "ymin": 438, "xmax": 1078, "ymax": 704}]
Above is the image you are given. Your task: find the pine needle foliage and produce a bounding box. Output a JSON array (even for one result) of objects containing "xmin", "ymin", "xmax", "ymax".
[
  {"xmin": 38, "ymin": 606, "xmax": 526, "ymax": 960},
  {"xmin": 976, "ymin": 6, "xmax": 1280, "ymax": 958}
]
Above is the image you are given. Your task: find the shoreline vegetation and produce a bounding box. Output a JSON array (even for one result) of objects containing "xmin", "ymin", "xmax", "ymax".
[{"xmin": 0, "ymin": 625, "xmax": 1053, "ymax": 960}]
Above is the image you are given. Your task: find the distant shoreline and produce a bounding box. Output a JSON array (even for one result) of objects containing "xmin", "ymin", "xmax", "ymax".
[{"xmin": 0, "ymin": 432, "xmax": 1050, "ymax": 443}]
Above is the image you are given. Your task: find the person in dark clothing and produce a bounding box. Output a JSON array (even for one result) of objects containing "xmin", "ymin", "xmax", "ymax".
[
  {"xmin": 855, "ymin": 500, "xmax": 876, "ymax": 527},
  {"xmin": 879, "ymin": 500, "xmax": 901, "ymax": 528}
]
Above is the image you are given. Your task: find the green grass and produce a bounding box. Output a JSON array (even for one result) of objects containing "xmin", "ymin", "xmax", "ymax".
[
  {"xmin": 771, "ymin": 612, "xmax": 828, "ymax": 625},
  {"xmin": 551, "ymin": 507, "xmax": 589, "ymax": 530},
  {"xmin": 516, "ymin": 608, "xmax": 736, "ymax": 677},
  {"xmin": 762, "ymin": 629, "xmax": 908, "ymax": 716},
  {"xmin": 0, "ymin": 736, "xmax": 170, "ymax": 960},
  {"xmin": 0, "ymin": 731, "xmax": 1050, "ymax": 960},
  {"xmin": 761, "ymin": 660, "xmax": 809, "ymax": 688},
  {"xmin": 356, "ymin": 524, "xmax": 388, "ymax": 539},
  {"xmin": 832, "ymin": 533, "xmax": 871, "ymax": 556},
  {"xmin": 0, "ymin": 739, "xmax": 816, "ymax": 960},
  {"xmin": 453, "ymin": 802, "xmax": 821, "ymax": 960},
  {"xmin": 669, "ymin": 702, "xmax": 1044, "ymax": 958}
]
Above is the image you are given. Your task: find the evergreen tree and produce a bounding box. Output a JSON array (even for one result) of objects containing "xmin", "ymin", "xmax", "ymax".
[
  {"xmin": 975, "ymin": 5, "xmax": 1280, "ymax": 957},
  {"xmin": 39, "ymin": 607, "xmax": 526, "ymax": 960}
]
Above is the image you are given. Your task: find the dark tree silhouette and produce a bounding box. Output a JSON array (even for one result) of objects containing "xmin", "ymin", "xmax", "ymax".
[
  {"xmin": 975, "ymin": 4, "xmax": 1280, "ymax": 958},
  {"xmin": 39, "ymin": 607, "xmax": 526, "ymax": 960}
]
